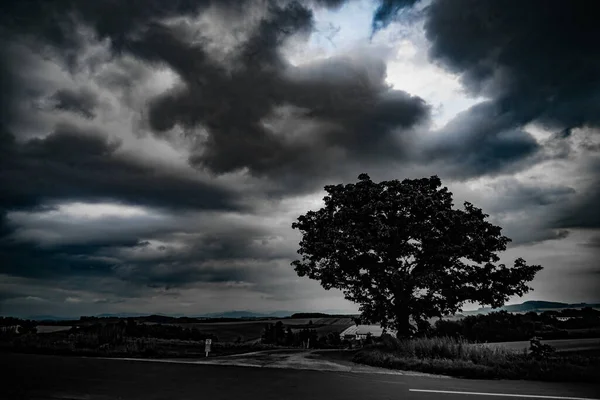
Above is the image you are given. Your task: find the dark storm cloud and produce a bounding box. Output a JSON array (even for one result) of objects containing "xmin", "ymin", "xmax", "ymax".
[
  {"xmin": 2, "ymin": 0, "xmax": 597, "ymax": 315},
  {"xmin": 363, "ymin": 0, "xmax": 600, "ymax": 230},
  {"xmin": 1, "ymin": 0, "xmax": 213, "ymax": 52},
  {"xmin": 579, "ymin": 235, "xmax": 600, "ymax": 249},
  {"xmin": 424, "ymin": 0, "xmax": 600, "ymax": 132},
  {"xmin": 0, "ymin": 234, "xmax": 230, "ymax": 287},
  {"xmin": 283, "ymin": 56, "xmax": 429, "ymax": 145},
  {"xmin": 2, "ymin": 0, "xmax": 403, "ymax": 297},
  {"xmin": 105, "ymin": 224, "xmax": 296, "ymax": 288},
  {"xmin": 363, "ymin": 0, "xmax": 600, "ymax": 180},
  {"xmin": 0, "ymin": 210, "xmax": 271, "ymax": 289},
  {"xmin": 0, "ymin": 239, "xmax": 131, "ymax": 281},
  {"xmin": 498, "ymin": 184, "xmax": 576, "ymax": 209},
  {"xmin": 1, "ymin": 0, "xmax": 430, "ymax": 199},
  {"xmin": 51, "ymin": 88, "xmax": 98, "ymax": 119},
  {"xmin": 552, "ymin": 176, "xmax": 600, "ymax": 230},
  {"xmin": 0, "ymin": 289, "xmax": 24, "ymax": 303},
  {"xmin": 0, "ymin": 0, "xmax": 345, "ymax": 63},
  {"xmin": 423, "ymin": 101, "xmax": 540, "ymax": 178},
  {"xmin": 0, "ymin": 124, "xmax": 242, "ymax": 212},
  {"xmin": 142, "ymin": 25, "xmax": 429, "ymax": 179},
  {"xmin": 371, "ymin": 0, "xmax": 420, "ymax": 33},
  {"xmin": 418, "ymin": 0, "xmax": 600, "ymax": 229},
  {"xmin": 0, "ymin": 123, "xmax": 244, "ymax": 287}
]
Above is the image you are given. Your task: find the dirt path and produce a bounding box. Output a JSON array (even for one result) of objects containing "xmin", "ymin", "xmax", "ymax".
[{"xmin": 136, "ymin": 349, "xmax": 448, "ymax": 377}]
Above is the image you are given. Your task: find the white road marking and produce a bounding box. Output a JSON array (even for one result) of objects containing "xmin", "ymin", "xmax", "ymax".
[{"xmin": 409, "ymin": 389, "xmax": 600, "ymax": 400}]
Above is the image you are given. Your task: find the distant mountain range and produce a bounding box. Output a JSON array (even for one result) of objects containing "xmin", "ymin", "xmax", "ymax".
[
  {"xmin": 25, "ymin": 310, "xmax": 303, "ymax": 321},
  {"xmin": 27, "ymin": 315, "xmax": 77, "ymax": 321},
  {"xmin": 193, "ymin": 310, "xmax": 298, "ymax": 319},
  {"xmin": 462, "ymin": 301, "xmax": 600, "ymax": 315},
  {"xmin": 21, "ymin": 301, "xmax": 600, "ymax": 321}
]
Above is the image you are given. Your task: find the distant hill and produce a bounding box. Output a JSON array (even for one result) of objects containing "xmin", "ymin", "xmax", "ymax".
[
  {"xmin": 22, "ymin": 310, "xmax": 357, "ymax": 322},
  {"xmin": 290, "ymin": 312, "xmax": 360, "ymax": 319},
  {"xmin": 27, "ymin": 315, "xmax": 75, "ymax": 321},
  {"xmin": 462, "ymin": 301, "xmax": 600, "ymax": 315},
  {"xmin": 193, "ymin": 310, "xmax": 297, "ymax": 319},
  {"xmin": 96, "ymin": 313, "xmax": 174, "ymax": 318},
  {"xmin": 30, "ymin": 303, "xmax": 598, "ymax": 323}
]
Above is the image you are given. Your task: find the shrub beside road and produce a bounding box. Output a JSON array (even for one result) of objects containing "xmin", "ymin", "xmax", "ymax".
[{"xmin": 352, "ymin": 336, "xmax": 600, "ymax": 382}]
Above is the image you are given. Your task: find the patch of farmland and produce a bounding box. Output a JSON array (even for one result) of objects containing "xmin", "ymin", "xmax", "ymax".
[
  {"xmin": 274, "ymin": 318, "xmax": 314, "ymax": 325},
  {"xmin": 176, "ymin": 317, "xmax": 355, "ymax": 342},
  {"xmin": 36, "ymin": 325, "xmax": 72, "ymax": 334},
  {"xmin": 182, "ymin": 321, "xmax": 270, "ymax": 342},
  {"xmin": 314, "ymin": 318, "xmax": 354, "ymax": 325}
]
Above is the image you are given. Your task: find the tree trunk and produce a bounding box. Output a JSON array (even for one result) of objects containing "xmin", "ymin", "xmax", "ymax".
[
  {"xmin": 395, "ymin": 309, "xmax": 412, "ymax": 339},
  {"xmin": 394, "ymin": 284, "xmax": 413, "ymax": 339}
]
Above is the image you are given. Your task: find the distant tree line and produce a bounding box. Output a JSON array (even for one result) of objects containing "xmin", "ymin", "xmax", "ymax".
[
  {"xmin": 78, "ymin": 315, "xmax": 247, "ymax": 324},
  {"xmin": 289, "ymin": 313, "xmax": 357, "ymax": 319},
  {"xmin": 430, "ymin": 308, "xmax": 600, "ymax": 342},
  {"xmin": 70, "ymin": 319, "xmax": 218, "ymax": 343},
  {"xmin": 260, "ymin": 321, "xmax": 343, "ymax": 348},
  {"xmin": 0, "ymin": 317, "xmax": 37, "ymax": 338}
]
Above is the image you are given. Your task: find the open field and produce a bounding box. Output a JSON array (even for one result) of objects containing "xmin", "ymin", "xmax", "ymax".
[
  {"xmin": 35, "ymin": 325, "xmax": 72, "ymax": 334},
  {"xmin": 178, "ymin": 321, "xmax": 270, "ymax": 342},
  {"xmin": 29, "ymin": 317, "xmax": 355, "ymax": 343},
  {"xmin": 3, "ymin": 317, "xmax": 355, "ymax": 358},
  {"xmin": 177, "ymin": 317, "xmax": 354, "ymax": 342}
]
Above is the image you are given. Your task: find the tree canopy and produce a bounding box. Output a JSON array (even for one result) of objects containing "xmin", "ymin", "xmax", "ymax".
[{"xmin": 291, "ymin": 174, "xmax": 542, "ymax": 338}]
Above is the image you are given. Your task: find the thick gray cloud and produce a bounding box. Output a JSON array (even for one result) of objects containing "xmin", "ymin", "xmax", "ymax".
[
  {"xmin": 422, "ymin": 101, "xmax": 541, "ymax": 179},
  {"xmin": 371, "ymin": 0, "xmax": 420, "ymax": 33},
  {"xmin": 135, "ymin": 9, "xmax": 430, "ymax": 184},
  {"xmin": 369, "ymin": 0, "xmax": 600, "ymax": 227},
  {"xmin": 581, "ymin": 236, "xmax": 600, "ymax": 249},
  {"xmin": 1, "ymin": 0, "xmax": 599, "ymax": 316},
  {"xmin": 552, "ymin": 166, "xmax": 600, "ymax": 230},
  {"xmin": 424, "ymin": 0, "xmax": 600, "ymax": 132},
  {"xmin": 0, "ymin": 124, "xmax": 243, "ymax": 212},
  {"xmin": 51, "ymin": 88, "xmax": 98, "ymax": 119}
]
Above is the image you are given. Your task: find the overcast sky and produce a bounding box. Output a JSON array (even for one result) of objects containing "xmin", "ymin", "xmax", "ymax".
[{"xmin": 1, "ymin": 0, "xmax": 599, "ymax": 318}]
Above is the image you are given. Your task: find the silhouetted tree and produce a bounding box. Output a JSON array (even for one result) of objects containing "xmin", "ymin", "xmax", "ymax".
[
  {"xmin": 291, "ymin": 174, "xmax": 542, "ymax": 338},
  {"xmin": 285, "ymin": 326, "xmax": 295, "ymax": 346}
]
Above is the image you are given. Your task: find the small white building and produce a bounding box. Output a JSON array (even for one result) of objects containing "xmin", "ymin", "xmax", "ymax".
[
  {"xmin": 339, "ymin": 325, "xmax": 396, "ymax": 341},
  {"xmin": 556, "ymin": 316, "xmax": 572, "ymax": 322},
  {"xmin": 0, "ymin": 325, "xmax": 21, "ymax": 334}
]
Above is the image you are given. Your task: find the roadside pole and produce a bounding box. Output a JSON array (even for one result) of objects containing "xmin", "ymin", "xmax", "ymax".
[{"xmin": 205, "ymin": 338, "xmax": 212, "ymax": 357}]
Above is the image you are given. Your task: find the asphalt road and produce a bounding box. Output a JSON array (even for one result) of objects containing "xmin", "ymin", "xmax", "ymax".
[{"xmin": 3, "ymin": 353, "xmax": 600, "ymax": 400}]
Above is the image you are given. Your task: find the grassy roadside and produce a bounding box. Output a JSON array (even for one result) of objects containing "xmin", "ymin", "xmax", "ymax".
[
  {"xmin": 0, "ymin": 334, "xmax": 288, "ymax": 359},
  {"xmin": 352, "ymin": 336, "xmax": 600, "ymax": 382}
]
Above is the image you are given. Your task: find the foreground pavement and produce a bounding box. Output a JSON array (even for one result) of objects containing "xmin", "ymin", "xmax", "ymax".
[{"xmin": 3, "ymin": 353, "xmax": 600, "ymax": 400}]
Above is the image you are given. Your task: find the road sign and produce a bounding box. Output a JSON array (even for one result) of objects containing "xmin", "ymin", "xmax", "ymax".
[{"xmin": 205, "ymin": 339, "xmax": 212, "ymax": 357}]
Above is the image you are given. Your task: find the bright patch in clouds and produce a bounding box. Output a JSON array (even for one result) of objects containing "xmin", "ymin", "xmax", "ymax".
[
  {"xmin": 57, "ymin": 202, "xmax": 150, "ymax": 219},
  {"xmin": 374, "ymin": 21, "xmax": 484, "ymax": 128},
  {"xmin": 6, "ymin": 203, "xmax": 167, "ymax": 247}
]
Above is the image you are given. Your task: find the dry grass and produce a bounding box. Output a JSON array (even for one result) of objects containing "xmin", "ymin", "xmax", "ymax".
[
  {"xmin": 178, "ymin": 318, "xmax": 354, "ymax": 342},
  {"xmin": 2, "ymin": 333, "xmax": 283, "ymax": 358},
  {"xmin": 35, "ymin": 325, "xmax": 72, "ymax": 334},
  {"xmin": 353, "ymin": 336, "xmax": 600, "ymax": 382}
]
